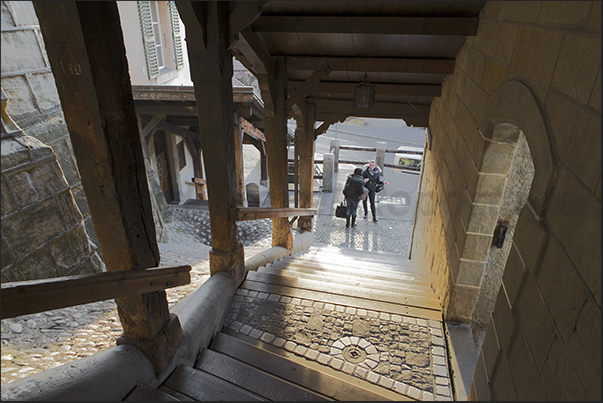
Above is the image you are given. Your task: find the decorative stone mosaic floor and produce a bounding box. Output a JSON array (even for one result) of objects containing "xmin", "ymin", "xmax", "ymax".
[{"xmin": 224, "ymin": 289, "xmax": 453, "ymax": 401}]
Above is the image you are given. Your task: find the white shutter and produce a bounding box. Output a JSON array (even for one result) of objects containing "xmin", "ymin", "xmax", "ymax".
[
  {"xmin": 138, "ymin": 1, "xmax": 160, "ymax": 79},
  {"xmin": 168, "ymin": 1, "xmax": 184, "ymax": 69}
]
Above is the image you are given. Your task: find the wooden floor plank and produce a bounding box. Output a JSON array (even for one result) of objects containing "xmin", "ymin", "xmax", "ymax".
[
  {"xmin": 284, "ymin": 255, "xmax": 420, "ymax": 278},
  {"xmin": 123, "ymin": 383, "xmax": 180, "ymax": 401},
  {"xmin": 210, "ymin": 332, "xmax": 393, "ymax": 401},
  {"xmin": 195, "ymin": 348, "xmax": 330, "ymax": 401},
  {"xmin": 159, "ymin": 386, "xmax": 194, "ymax": 401},
  {"xmin": 163, "ymin": 364, "xmax": 265, "ymax": 401},
  {"xmin": 265, "ymin": 258, "xmax": 430, "ymax": 285},
  {"xmin": 246, "ymin": 271, "xmax": 441, "ymax": 310},
  {"xmin": 294, "ymin": 247, "xmax": 417, "ymax": 268},
  {"xmin": 257, "ymin": 265, "xmax": 434, "ymax": 296},
  {"xmin": 240, "ymin": 279, "xmax": 442, "ymax": 321}
]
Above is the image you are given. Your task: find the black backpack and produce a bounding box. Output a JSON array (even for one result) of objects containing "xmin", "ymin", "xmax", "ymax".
[{"xmin": 343, "ymin": 181, "xmax": 356, "ymax": 198}]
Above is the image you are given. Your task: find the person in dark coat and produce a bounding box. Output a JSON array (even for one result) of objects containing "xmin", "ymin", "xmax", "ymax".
[
  {"xmin": 362, "ymin": 160, "xmax": 388, "ymax": 222},
  {"xmin": 343, "ymin": 167, "xmax": 366, "ymax": 228}
]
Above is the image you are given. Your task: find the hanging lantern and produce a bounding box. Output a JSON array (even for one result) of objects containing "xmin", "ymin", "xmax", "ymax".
[{"xmin": 353, "ymin": 73, "xmax": 375, "ymax": 109}]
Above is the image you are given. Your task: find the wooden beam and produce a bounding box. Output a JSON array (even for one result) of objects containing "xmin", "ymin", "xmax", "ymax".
[
  {"xmin": 141, "ymin": 113, "xmax": 166, "ymax": 137},
  {"xmin": 310, "ymin": 98, "xmax": 430, "ymax": 118},
  {"xmin": 1, "ymin": 266, "xmax": 191, "ymax": 320},
  {"xmin": 227, "ymin": 1, "xmax": 266, "ymax": 50},
  {"xmin": 291, "ymin": 81, "xmax": 442, "ymax": 98},
  {"xmin": 234, "ymin": 207, "xmax": 317, "ymax": 221},
  {"xmin": 285, "ymin": 67, "xmax": 331, "ymax": 111},
  {"xmin": 176, "ymin": 1, "xmax": 207, "ymax": 51},
  {"xmin": 287, "ymin": 56, "xmax": 456, "ymax": 75},
  {"xmin": 252, "ymin": 16, "xmax": 479, "ymax": 36},
  {"xmin": 155, "ymin": 119, "xmax": 197, "ymax": 140}
]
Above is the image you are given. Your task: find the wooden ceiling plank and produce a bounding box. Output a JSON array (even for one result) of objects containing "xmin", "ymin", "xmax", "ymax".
[
  {"xmin": 291, "ymin": 81, "xmax": 441, "ymax": 97},
  {"xmin": 252, "ymin": 16, "xmax": 479, "ymax": 36},
  {"xmin": 286, "ymin": 56, "xmax": 455, "ymax": 75}
]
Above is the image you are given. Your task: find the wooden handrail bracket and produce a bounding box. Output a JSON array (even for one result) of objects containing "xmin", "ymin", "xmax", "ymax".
[
  {"xmin": 1, "ymin": 265, "xmax": 191, "ymax": 319},
  {"xmin": 234, "ymin": 207, "xmax": 317, "ymax": 221}
]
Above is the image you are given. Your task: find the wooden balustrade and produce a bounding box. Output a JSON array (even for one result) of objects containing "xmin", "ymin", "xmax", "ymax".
[{"xmin": 1, "ymin": 265, "xmax": 191, "ymax": 319}]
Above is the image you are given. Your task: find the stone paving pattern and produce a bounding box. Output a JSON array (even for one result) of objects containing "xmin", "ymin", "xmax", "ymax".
[{"xmin": 223, "ymin": 288, "xmax": 452, "ymax": 401}]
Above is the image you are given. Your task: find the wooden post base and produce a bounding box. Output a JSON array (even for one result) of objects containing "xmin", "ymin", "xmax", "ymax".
[
  {"xmin": 116, "ymin": 313, "xmax": 183, "ymax": 375},
  {"xmin": 209, "ymin": 241, "xmax": 246, "ymax": 288}
]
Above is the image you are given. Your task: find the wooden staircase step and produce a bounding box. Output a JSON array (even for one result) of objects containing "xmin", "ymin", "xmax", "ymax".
[
  {"xmin": 163, "ymin": 364, "xmax": 264, "ymax": 401},
  {"xmin": 210, "ymin": 331, "xmax": 394, "ymax": 401},
  {"xmin": 294, "ymin": 246, "xmax": 416, "ymax": 268},
  {"xmin": 240, "ymin": 279, "xmax": 441, "ymax": 320},
  {"xmin": 123, "ymin": 383, "xmax": 180, "ymax": 401},
  {"xmin": 257, "ymin": 265, "xmax": 434, "ymax": 297},
  {"xmin": 195, "ymin": 347, "xmax": 330, "ymax": 401},
  {"xmin": 259, "ymin": 260, "xmax": 431, "ymax": 289},
  {"xmin": 245, "ymin": 271, "xmax": 440, "ymax": 311},
  {"xmin": 283, "ymin": 254, "xmax": 421, "ymax": 278}
]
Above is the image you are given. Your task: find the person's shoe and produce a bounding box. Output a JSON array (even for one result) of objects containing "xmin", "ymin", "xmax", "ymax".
[
  {"xmin": 363, "ymin": 215, "xmax": 367, "ymax": 219},
  {"xmin": 351, "ymin": 216, "xmax": 356, "ymax": 227},
  {"xmin": 373, "ymin": 218, "xmax": 379, "ymax": 223},
  {"xmin": 345, "ymin": 216, "xmax": 350, "ymax": 228}
]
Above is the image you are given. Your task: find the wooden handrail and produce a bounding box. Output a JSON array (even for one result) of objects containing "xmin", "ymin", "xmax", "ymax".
[
  {"xmin": 1, "ymin": 265, "xmax": 191, "ymax": 319},
  {"xmin": 234, "ymin": 207, "xmax": 317, "ymax": 221}
]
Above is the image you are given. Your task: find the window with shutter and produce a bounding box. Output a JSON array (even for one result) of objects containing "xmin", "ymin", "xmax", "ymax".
[
  {"xmin": 168, "ymin": 1, "xmax": 184, "ymax": 70},
  {"xmin": 138, "ymin": 1, "xmax": 160, "ymax": 79}
]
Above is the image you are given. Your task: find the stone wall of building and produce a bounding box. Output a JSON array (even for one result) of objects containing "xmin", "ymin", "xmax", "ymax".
[
  {"xmin": 411, "ymin": 1, "xmax": 600, "ymax": 400},
  {"xmin": 1, "ymin": 1, "xmax": 101, "ymax": 251},
  {"xmin": 1, "ymin": 111, "xmax": 105, "ymax": 281}
]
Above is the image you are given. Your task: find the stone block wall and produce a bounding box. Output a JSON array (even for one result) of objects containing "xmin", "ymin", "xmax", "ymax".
[
  {"xmin": 1, "ymin": 1, "xmax": 100, "ymax": 251},
  {"xmin": 1, "ymin": 128, "xmax": 105, "ymax": 281},
  {"xmin": 411, "ymin": 1, "xmax": 600, "ymax": 400}
]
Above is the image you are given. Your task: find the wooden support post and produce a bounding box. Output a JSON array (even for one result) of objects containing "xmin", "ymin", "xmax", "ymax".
[
  {"xmin": 179, "ymin": 1, "xmax": 245, "ymax": 287},
  {"xmin": 233, "ymin": 111, "xmax": 245, "ymax": 206},
  {"xmin": 263, "ymin": 56, "xmax": 293, "ymax": 250},
  {"xmin": 298, "ymin": 103, "xmax": 316, "ymax": 232},
  {"xmin": 32, "ymin": 1, "xmax": 182, "ymax": 375}
]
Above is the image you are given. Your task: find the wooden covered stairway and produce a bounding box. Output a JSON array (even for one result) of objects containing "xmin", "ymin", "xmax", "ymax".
[{"xmin": 124, "ymin": 245, "xmax": 446, "ymax": 401}]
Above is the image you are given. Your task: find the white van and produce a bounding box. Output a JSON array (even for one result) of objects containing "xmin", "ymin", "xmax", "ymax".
[{"xmin": 394, "ymin": 145, "xmax": 423, "ymax": 169}]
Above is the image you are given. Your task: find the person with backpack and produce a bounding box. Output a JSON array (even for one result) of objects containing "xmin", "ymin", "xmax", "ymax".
[
  {"xmin": 362, "ymin": 160, "xmax": 388, "ymax": 222},
  {"xmin": 342, "ymin": 167, "xmax": 366, "ymax": 228}
]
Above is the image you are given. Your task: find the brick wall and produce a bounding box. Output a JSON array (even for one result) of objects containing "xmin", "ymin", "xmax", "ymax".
[{"xmin": 411, "ymin": 1, "xmax": 600, "ymax": 400}]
